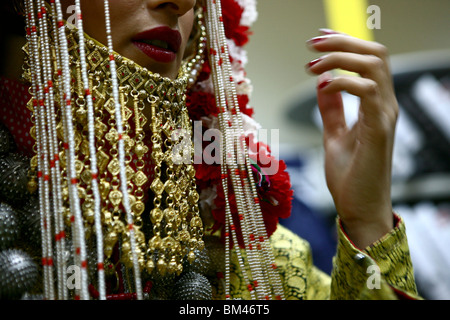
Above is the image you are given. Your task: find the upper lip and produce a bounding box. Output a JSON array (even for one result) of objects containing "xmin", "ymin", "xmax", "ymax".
[{"xmin": 132, "ymin": 26, "xmax": 182, "ymax": 53}]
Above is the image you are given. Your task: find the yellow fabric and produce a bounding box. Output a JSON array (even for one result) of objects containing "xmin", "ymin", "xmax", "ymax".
[
  {"xmin": 212, "ymin": 216, "xmax": 420, "ymax": 300},
  {"xmin": 331, "ymin": 216, "xmax": 419, "ymax": 300}
]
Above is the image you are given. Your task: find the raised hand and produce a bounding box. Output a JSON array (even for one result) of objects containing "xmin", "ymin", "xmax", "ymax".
[{"xmin": 306, "ymin": 30, "xmax": 398, "ymax": 249}]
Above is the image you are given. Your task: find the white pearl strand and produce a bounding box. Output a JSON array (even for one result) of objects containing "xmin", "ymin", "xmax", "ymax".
[
  {"xmin": 205, "ymin": 0, "xmax": 285, "ymax": 300},
  {"xmin": 186, "ymin": 12, "xmax": 207, "ymax": 88},
  {"xmin": 102, "ymin": 0, "xmax": 143, "ymax": 300},
  {"xmin": 52, "ymin": 0, "xmax": 76, "ymax": 300},
  {"xmin": 37, "ymin": 4, "xmax": 56, "ymax": 300},
  {"xmin": 206, "ymin": 0, "xmax": 256, "ymax": 298},
  {"xmin": 53, "ymin": 0, "xmax": 89, "ymax": 300},
  {"xmin": 49, "ymin": 0, "xmax": 70, "ymax": 301},
  {"xmin": 222, "ymin": 36, "xmax": 285, "ymax": 301},
  {"xmin": 25, "ymin": 0, "xmax": 53, "ymax": 300},
  {"xmin": 205, "ymin": 0, "xmax": 257, "ymax": 299},
  {"xmin": 70, "ymin": 0, "xmax": 106, "ymax": 300},
  {"xmin": 53, "ymin": 0, "xmax": 91, "ymax": 300},
  {"xmin": 38, "ymin": 0, "xmax": 67, "ymax": 300},
  {"xmin": 220, "ymin": 0, "xmax": 284, "ymax": 297},
  {"xmin": 219, "ymin": 4, "xmax": 285, "ymax": 299},
  {"xmin": 32, "ymin": 0, "xmax": 58, "ymax": 300}
]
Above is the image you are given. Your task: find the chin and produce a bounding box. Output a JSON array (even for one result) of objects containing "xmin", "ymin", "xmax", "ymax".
[{"xmin": 146, "ymin": 63, "xmax": 179, "ymax": 79}]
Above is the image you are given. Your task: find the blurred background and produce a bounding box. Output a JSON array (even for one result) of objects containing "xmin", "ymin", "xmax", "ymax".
[{"xmin": 244, "ymin": 0, "xmax": 450, "ymax": 299}]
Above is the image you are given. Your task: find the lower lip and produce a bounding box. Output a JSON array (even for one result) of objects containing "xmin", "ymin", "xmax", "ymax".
[{"xmin": 133, "ymin": 41, "xmax": 176, "ymax": 63}]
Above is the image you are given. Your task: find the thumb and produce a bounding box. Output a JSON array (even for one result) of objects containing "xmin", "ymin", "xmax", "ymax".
[{"xmin": 316, "ymin": 72, "xmax": 346, "ymax": 139}]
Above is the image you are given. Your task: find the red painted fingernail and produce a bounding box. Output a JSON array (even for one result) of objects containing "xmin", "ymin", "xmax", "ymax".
[
  {"xmin": 307, "ymin": 58, "xmax": 322, "ymax": 68},
  {"xmin": 318, "ymin": 79, "xmax": 332, "ymax": 90},
  {"xmin": 307, "ymin": 36, "xmax": 326, "ymax": 45}
]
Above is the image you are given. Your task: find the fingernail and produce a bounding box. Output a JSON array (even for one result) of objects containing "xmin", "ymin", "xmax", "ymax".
[
  {"xmin": 318, "ymin": 79, "xmax": 332, "ymax": 90},
  {"xmin": 307, "ymin": 36, "xmax": 326, "ymax": 45},
  {"xmin": 319, "ymin": 28, "xmax": 339, "ymax": 35},
  {"xmin": 306, "ymin": 58, "xmax": 322, "ymax": 69}
]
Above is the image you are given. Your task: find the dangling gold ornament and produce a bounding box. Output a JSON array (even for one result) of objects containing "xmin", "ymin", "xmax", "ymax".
[{"xmin": 21, "ymin": 3, "xmax": 208, "ymax": 285}]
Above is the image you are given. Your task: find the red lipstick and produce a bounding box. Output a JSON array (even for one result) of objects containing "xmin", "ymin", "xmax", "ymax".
[{"xmin": 132, "ymin": 26, "xmax": 182, "ymax": 63}]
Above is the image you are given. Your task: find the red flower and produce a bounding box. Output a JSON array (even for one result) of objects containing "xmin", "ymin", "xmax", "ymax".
[
  {"xmin": 196, "ymin": 59, "xmax": 212, "ymax": 83},
  {"xmin": 194, "ymin": 162, "xmax": 221, "ymax": 190},
  {"xmin": 210, "ymin": 140, "xmax": 293, "ymax": 247},
  {"xmin": 186, "ymin": 90, "xmax": 253, "ymax": 121},
  {"xmin": 256, "ymin": 158, "xmax": 293, "ymax": 236},
  {"xmin": 221, "ymin": 0, "xmax": 252, "ymax": 46},
  {"xmin": 237, "ymin": 94, "xmax": 253, "ymax": 117},
  {"xmin": 186, "ymin": 91, "xmax": 219, "ymax": 121}
]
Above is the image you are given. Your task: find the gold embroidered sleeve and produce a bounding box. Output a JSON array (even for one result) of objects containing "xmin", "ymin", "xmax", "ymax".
[
  {"xmin": 270, "ymin": 225, "xmax": 331, "ymax": 300},
  {"xmin": 210, "ymin": 225, "xmax": 331, "ymax": 300},
  {"xmin": 330, "ymin": 215, "xmax": 420, "ymax": 300}
]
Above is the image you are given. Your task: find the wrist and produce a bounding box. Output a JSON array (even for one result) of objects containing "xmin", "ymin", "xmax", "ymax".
[{"xmin": 339, "ymin": 210, "xmax": 395, "ymax": 250}]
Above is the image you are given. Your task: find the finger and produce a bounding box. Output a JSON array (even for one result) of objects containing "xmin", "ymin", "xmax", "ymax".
[
  {"xmin": 306, "ymin": 34, "xmax": 389, "ymax": 62},
  {"xmin": 316, "ymin": 73, "xmax": 347, "ymax": 140},
  {"xmin": 318, "ymin": 28, "xmax": 348, "ymax": 36},
  {"xmin": 319, "ymin": 75, "xmax": 397, "ymax": 133},
  {"xmin": 306, "ymin": 52, "xmax": 391, "ymax": 87}
]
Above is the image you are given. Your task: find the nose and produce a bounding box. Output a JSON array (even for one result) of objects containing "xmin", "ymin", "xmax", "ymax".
[{"xmin": 146, "ymin": 0, "xmax": 196, "ymax": 17}]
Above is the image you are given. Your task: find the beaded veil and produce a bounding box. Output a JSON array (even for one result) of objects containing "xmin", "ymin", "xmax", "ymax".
[{"xmin": 5, "ymin": 0, "xmax": 287, "ymax": 300}]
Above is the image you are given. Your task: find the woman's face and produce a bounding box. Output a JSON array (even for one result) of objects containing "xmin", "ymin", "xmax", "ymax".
[{"xmin": 62, "ymin": 0, "xmax": 196, "ymax": 79}]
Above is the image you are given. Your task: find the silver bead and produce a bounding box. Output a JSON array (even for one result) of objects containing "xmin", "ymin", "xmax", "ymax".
[
  {"xmin": 0, "ymin": 153, "xmax": 30, "ymax": 205},
  {"xmin": 0, "ymin": 249, "xmax": 39, "ymax": 299},
  {"xmin": 172, "ymin": 271, "xmax": 212, "ymax": 300},
  {"xmin": 183, "ymin": 247, "xmax": 211, "ymax": 275},
  {"xmin": 150, "ymin": 274, "xmax": 177, "ymax": 299},
  {"xmin": 16, "ymin": 196, "xmax": 41, "ymax": 255},
  {"xmin": 0, "ymin": 202, "xmax": 20, "ymax": 250}
]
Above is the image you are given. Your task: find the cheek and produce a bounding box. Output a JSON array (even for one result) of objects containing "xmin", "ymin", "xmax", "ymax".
[
  {"xmin": 60, "ymin": 0, "xmax": 74, "ymax": 12},
  {"xmin": 78, "ymin": 1, "xmax": 134, "ymax": 48},
  {"xmin": 180, "ymin": 10, "xmax": 196, "ymax": 50},
  {"xmin": 59, "ymin": 1, "xmax": 107, "ymax": 42}
]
